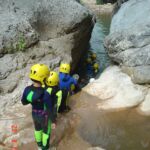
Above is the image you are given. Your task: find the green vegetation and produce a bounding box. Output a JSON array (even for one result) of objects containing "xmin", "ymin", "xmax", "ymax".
[{"xmin": 16, "ymin": 34, "xmax": 26, "ymax": 52}]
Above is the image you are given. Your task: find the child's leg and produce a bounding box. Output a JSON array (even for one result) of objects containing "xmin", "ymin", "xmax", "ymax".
[
  {"xmin": 58, "ymin": 89, "xmax": 68, "ymax": 112},
  {"xmin": 32, "ymin": 112, "xmax": 43, "ymax": 147},
  {"xmin": 65, "ymin": 92, "xmax": 71, "ymax": 111},
  {"xmin": 42, "ymin": 115, "xmax": 52, "ymax": 150}
]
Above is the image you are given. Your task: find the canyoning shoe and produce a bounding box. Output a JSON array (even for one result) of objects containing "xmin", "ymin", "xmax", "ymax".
[
  {"xmin": 37, "ymin": 142, "xmax": 42, "ymax": 150},
  {"xmin": 42, "ymin": 146, "xmax": 49, "ymax": 150},
  {"xmin": 37, "ymin": 142, "xmax": 42, "ymax": 146}
]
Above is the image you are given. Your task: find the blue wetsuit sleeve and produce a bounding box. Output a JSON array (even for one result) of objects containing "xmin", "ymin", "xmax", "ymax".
[
  {"xmin": 43, "ymin": 92, "xmax": 53, "ymax": 111},
  {"xmin": 21, "ymin": 88, "xmax": 30, "ymax": 105},
  {"xmin": 21, "ymin": 87, "xmax": 44, "ymax": 105}
]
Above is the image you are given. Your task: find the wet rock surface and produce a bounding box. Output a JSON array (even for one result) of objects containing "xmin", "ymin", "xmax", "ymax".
[
  {"xmin": 105, "ymin": 0, "xmax": 150, "ymax": 84},
  {"xmin": 0, "ymin": 92, "xmax": 106, "ymax": 150},
  {"xmin": 1, "ymin": 86, "xmax": 150, "ymax": 150}
]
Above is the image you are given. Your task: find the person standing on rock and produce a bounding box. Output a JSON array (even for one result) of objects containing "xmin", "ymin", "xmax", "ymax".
[
  {"xmin": 21, "ymin": 64, "xmax": 56, "ymax": 150},
  {"xmin": 58, "ymin": 63, "xmax": 79, "ymax": 112},
  {"xmin": 93, "ymin": 63, "xmax": 99, "ymax": 74},
  {"xmin": 86, "ymin": 51, "xmax": 99, "ymax": 78},
  {"xmin": 86, "ymin": 57, "xmax": 93, "ymax": 78},
  {"xmin": 45, "ymin": 71, "xmax": 62, "ymax": 120}
]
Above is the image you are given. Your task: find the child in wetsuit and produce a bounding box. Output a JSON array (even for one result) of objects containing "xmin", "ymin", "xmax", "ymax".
[
  {"xmin": 58, "ymin": 63, "xmax": 79, "ymax": 112},
  {"xmin": 45, "ymin": 71, "xmax": 62, "ymax": 120},
  {"xmin": 21, "ymin": 64, "xmax": 56, "ymax": 150}
]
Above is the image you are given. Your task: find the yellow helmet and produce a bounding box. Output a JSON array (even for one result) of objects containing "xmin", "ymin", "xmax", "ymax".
[
  {"xmin": 29, "ymin": 64, "xmax": 50, "ymax": 84},
  {"xmin": 93, "ymin": 63, "xmax": 99, "ymax": 69},
  {"xmin": 46, "ymin": 71, "xmax": 59, "ymax": 86},
  {"xmin": 91, "ymin": 53, "xmax": 97, "ymax": 59},
  {"xmin": 86, "ymin": 58, "xmax": 92, "ymax": 64},
  {"xmin": 71, "ymin": 84, "xmax": 75, "ymax": 91},
  {"xmin": 59, "ymin": 63, "xmax": 71, "ymax": 74}
]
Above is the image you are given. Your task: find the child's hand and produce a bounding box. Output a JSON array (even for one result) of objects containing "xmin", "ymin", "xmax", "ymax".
[{"xmin": 51, "ymin": 123, "xmax": 56, "ymax": 129}]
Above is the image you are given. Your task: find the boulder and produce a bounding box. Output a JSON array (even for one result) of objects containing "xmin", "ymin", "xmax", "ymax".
[
  {"xmin": 138, "ymin": 88, "xmax": 150, "ymax": 115},
  {"xmin": 105, "ymin": 0, "xmax": 150, "ymax": 84},
  {"xmin": 83, "ymin": 66, "xmax": 146, "ymax": 109},
  {"xmin": 0, "ymin": 0, "xmax": 93, "ymax": 114},
  {"xmin": 0, "ymin": 0, "xmax": 93, "ymax": 57}
]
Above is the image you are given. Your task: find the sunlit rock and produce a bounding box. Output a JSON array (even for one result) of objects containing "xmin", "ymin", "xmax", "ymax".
[
  {"xmin": 138, "ymin": 89, "xmax": 150, "ymax": 115},
  {"xmin": 83, "ymin": 66, "xmax": 146, "ymax": 109}
]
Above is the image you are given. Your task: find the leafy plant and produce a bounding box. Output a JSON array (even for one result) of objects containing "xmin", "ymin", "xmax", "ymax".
[{"xmin": 16, "ymin": 34, "xmax": 26, "ymax": 52}]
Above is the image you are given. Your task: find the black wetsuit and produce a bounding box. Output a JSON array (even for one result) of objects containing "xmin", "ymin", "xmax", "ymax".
[{"xmin": 21, "ymin": 85, "xmax": 55, "ymax": 149}]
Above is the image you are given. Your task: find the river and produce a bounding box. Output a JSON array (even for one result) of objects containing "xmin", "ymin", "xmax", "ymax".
[
  {"xmin": 76, "ymin": 13, "xmax": 112, "ymax": 84},
  {"xmin": 90, "ymin": 13, "xmax": 112, "ymax": 75}
]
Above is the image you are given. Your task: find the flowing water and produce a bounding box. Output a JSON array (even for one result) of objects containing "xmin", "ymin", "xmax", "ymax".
[
  {"xmin": 89, "ymin": 13, "xmax": 112, "ymax": 75},
  {"xmin": 77, "ymin": 13, "xmax": 112, "ymax": 85}
]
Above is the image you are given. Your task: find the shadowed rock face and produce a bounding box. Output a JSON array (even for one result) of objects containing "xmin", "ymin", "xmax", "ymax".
[
  {"xmin": 105, "ymin": 0, "xmax": 150, "ymax": 84},
  {"xmin": 113, "ymin": 0, "xmax": 129, "ymax": 14},
  {"xmin": 0, "ymin": 0, "xmax": 93, "ymax": 114}
]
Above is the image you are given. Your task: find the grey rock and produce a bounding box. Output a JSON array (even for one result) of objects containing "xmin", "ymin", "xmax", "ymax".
[
  {"xmin": 105, "ymin": 0, "xmax": 150, "ymax": 84},
  {"xmin": 0, "ymin": 7, "xmax": 39, "ymax": 54},
  {"xmin": 0, "ymin": 79, "xmax": 18, "ymax": 94},
  {"xmin": 0, "ymin": 54, "xmax": 18, "ymax": 80},
  {"xmin": 83, "ymin": 66, "xmax": 145, "ymax": 109},
  {"xmin": 0, "ymin": 0, "xmax": 93, "ymax": 114},
  {"xmin": 122, "ymin": 66, "xmax": 150, "ymax": 84},
  {"xmin": 0, "ymin": 0, "xmax": 92, "ymax": 54},
  {"xmin": 0, "ymin": 52, "xmax": 28, "ymax": 80}
]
